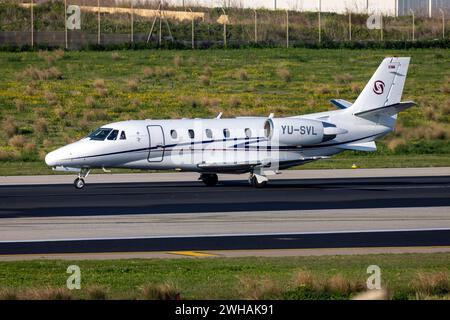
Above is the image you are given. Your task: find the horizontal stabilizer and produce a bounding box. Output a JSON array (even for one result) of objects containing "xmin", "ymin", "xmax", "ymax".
[
  {"xmin": 337, "ymin": 141, "xmax": 377, "ymax": 152},
  {"xmin": 355, "ymin": 101, "xmax": 416, "ymax": 119},
  {"xmin": 330, "ymin": 99, "xmax": 352, "ymax": 109}
]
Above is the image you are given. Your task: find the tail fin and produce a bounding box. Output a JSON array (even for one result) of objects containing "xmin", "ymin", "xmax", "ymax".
[{"xmin": 350, "ymin": 57, "xmax": 411, "ymax": 115}]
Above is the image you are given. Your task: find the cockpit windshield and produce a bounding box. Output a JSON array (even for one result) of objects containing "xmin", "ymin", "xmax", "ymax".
[{"xmin": 88, "ymin": 128, "xmax": 113, "ymax": 141}]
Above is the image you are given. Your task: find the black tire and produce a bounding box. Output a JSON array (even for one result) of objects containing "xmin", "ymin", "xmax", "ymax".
[
  {"xmin": 74, "ymin": 177, "xmax": 85, "ymax": 189},
  {"xmin": 251, "ymin": 176, "xmax": 267, "ymax": 188},
  {"xmin": 201, "ymin": 174, "xmax": 218, "ymax": 187}
]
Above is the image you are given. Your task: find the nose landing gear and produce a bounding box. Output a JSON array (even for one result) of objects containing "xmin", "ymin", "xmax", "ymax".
[{"xmin": 73, "ymin": 169, "xmax": 90, "ymax": 189}]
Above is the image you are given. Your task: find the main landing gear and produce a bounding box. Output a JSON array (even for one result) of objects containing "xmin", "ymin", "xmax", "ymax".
[
  {"xmin": 74, "ymin": 168, "xmax": 90, "ymax": 189},
  {"xmin": 200, "ymin": 173, "xmax": 219, "ymax": 187},
  {"xmin": 248, "ymin": 173, "xmax": 268, "ymax": 188}
]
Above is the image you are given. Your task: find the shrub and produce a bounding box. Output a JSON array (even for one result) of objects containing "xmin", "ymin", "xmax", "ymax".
[
  {"xmin": 203, "ymin": 66, "xmax": 212, "ymax": 77},
  {"xmin": 143, "ymin": 67, "xmax": 154, "ymax": 78},
  {"xmin": 23, "ymin": 142, "xmax": 37, "ymax": 154},
  {"xmin": 3, "ymin": 118, "xmax": 18, "ymax": 138},
  {"xmin": 9, "ymin": 135, "xmax": 26, "ymax": 148},
  {"xmin": 237, "ymin": 69, "xmax": 249, "ymax": 80},
  {"xmin": 174, "ymin": 55, "xmax": 183, "ymax": 67},
  {"xmin": 350, "ymin": 83, "xmax": 362, "ymax": 94},
  {"xmin": 34, "ymin": 119, "xmax": 48, "ymax": 134},
  {"xmin": 85, "ymin": 96, "xmax": 96, "ymax": 108},
  {"xmin": 44, "ymin": 90, "xmax": 58, "ymax": 106},
  {"xmin": 412, "ymin": 271, "xmax": 450, "ymax": 296},
  {"xmin": 277, "ymin": 67, "xmax": 291, "ymax": 82},
  {"xmin": 93, "ymin": 79, "xmax": 105, "ymax": 89},
  {"xmin": 111, "ymin": 52, "xmax": 120, "ymax": 60},
  {"xmin": 87, "ymin": 285, "xmax": 108, "ymax": 300},
  {"xmin": 334, "ymin": 73, "xmax": 353, "ymax": 83},
  {"xmin": 21, "ymin": 288, "xmax": 72, "ymax": 300},
  {"xmin": 387, "ymin": 138, "xmax": 406, "ymax": 151},
  {"xmin": 237, "ymin": 276, "xmax": 281, "ymax": 300},
  {"xmin": 141, "ymin": 282, "xmax": 180, "ymax": 300},
  {"xmin": 15, "ymin": 99, "xmax": 25, "ymax": 112},
  {"xmin": 127, "ymin": 79, "xmax": 139, "ymax": 91},
  {"xmin": 199, "ymin": 75, "xmax": 210, "ymax": 86},
  {"xmin": 230, "ymin": 96, "xmax": 241, "ymax": 108}
]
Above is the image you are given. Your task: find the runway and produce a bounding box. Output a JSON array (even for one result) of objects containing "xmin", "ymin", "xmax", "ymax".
[{"xmin": 1, "ymin": 169, "xmax": 450, "ymax": 257}]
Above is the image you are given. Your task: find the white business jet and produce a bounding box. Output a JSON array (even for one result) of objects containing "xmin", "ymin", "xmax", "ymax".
[{"xmin": 45, "ymin": 57, "xmax": 415, "ymax": 189}]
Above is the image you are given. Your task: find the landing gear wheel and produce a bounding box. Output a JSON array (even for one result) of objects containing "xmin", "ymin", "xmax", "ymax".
[
  {"xmin": 201, "ymin": 174, "xmax": 218, "ymax": 187},
  {"xmin": 74, "ymin": 177, "xmax": 85, "ymax": 189},
  {"xmin": 251, "ymin": 175, "xmax": 267, "ymax": 188}
]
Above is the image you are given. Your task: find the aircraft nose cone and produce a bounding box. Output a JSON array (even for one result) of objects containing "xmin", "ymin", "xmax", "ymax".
[{"xmin": 45, "ymin": 150, "xmax": 59, "ymax": 167}]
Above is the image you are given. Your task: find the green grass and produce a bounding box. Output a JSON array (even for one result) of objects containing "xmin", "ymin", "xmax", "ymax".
[
  {"xmin": 0, "ymin": 154, "xmax": 449, "ymax": 176},
  {"xmin": 0, "ymin": 253, "xmax": 449, "ymax": 299},
  {"xmin": 0, "ymin": 48, "xmax": 449, "ymax": 173}
]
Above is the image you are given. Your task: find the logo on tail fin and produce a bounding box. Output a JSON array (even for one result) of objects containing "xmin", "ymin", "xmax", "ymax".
[{"xmin": 373, "ymin": 80, "xmax": 385, "ymax": 95}]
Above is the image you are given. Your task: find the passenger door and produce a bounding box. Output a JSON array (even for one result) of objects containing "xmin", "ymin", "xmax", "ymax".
[{"xmin": 147, "ymin": 125, "xmax": 165, "ymax": 162}]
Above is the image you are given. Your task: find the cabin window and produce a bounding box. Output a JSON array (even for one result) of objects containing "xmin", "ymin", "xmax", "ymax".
[
  {"xmin": 120, "ymin": 131, "xmax": 126, "ymax": 140},
  {"xmin": 245, "ymin": 128, "xmax": 252, "ymax": 138},
  {"xmin": 170, "ymin": 129, "xmax": 178, "ymax": 139},
  {"xmin": 205, "ymin": 129, "xmax": 213, "ymax": 139},
  {"xmin": 107, "ymin": 129, "xmax": 119, "ymax": 140},
  {"xmin": 88, "ymin": 128, "xmax": 112, "ymax": 141},
  {"xmin": 188, "ymin": 129, "xmax": 195, "ymax": 139},
  {"xmin": 223, "ymin": 128, "xmax": 230, "ymax": 138}
]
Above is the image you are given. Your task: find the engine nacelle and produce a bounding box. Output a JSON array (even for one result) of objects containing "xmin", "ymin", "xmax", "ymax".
[{"xmin": 264, "ymin": 118, "xmax": 338, "ymax": 146}]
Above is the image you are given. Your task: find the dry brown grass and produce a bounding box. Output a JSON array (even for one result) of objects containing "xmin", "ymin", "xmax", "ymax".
[
  {"xmin": 334, "ymin": 73, "xmax": 353, "ymax": 83},
  {"xmin": 350, "ymin": 83, "xmax": 362, "ymax": 94},
  {"xmin": 127, "ymin": 79, "xmax": 139, "ymax": 91},
  {"xmin": 93, "ymin": 79, "xmax": 106, "ymax": 89},
  {"xmin": 237, "ymin": 276, "xmax": 281, "ymax": 300},
  {"xmin": 230, "ymin": 96, "xmax": 242, "ymax": 108},
  {"xmin": 181, "ymin": 96, "xmax": 200, "ymax": 108},
  {"xmin": 21, "ymin": 66, "xmax": 62, "ymax": 81},
  {"xmin": 23, "ymin": 142, "xmax": 37, "ymax": 154},
  {"xmin": 237, "ymin": 69, "xmax": 249, "ymax": 81},
  {"xmin": 14, "ymin": 99, "xmax": 25, "ymax": 112},
  {"xmin": 325, "ymin": 274, "xmax": 363, "ymax": 296},
  {"xmin": 143, "ymin": 67, "xmax": 155, "ymax": 78},
  {"xmin": 84, "ymin": 109, "xmax": 109, "ymax": 122},
  {"xmin": 0, "ymin": 288, "xmax": 19, "ymax": 300},
  {"xmin": 20, "ymin": 287, "xmax": 73, "ymax": 300},
  {"xmin": 86, "ymin": 285, "xmax": 108, "ymax": 300},
  {"xmin": 199, "ymin": 75, "xmax": 210, "ymax": 86},
  {"xmin": 34, "ymin": 119, "xmax": 48, "ymax": 134},
  {"xmin": 141, "ymin": 282, "xmax": 181, "ymax": 300},
  {"xmin": 85, "ymin": 96, "xmax": 96, "ymax": 108},
  {"xmin": 203, "ymin": 66, "xmax": 212, "ymax": 77},
  {"xmin": 44, "ymin": 90, "xmax": 58, "ymax": 106},
  {"xmin": 292, "ymin": 270, "xmax": 315, "ymax": 288},
  {"xmin": 316, "ymin": 85, "xmax": 331, "ymax": 94},
  {"xmin": 423, "ymin": 106, "xmax": 437, "ymax": 121},
  {"xmin": 387, "ymin": 138, "xmax": 407, "ymax": 151},
  {"xmin": 3, "ymin": 118, "xmax": 18, "ymax": 138},
  {"xmin": 412, "ymin": 271, "xmax": 450, "ymax": 296},
  {"xmin": 173, "ymin": 55, "xmax": 183, "ymax": 67},
  {"xmin": 111, "ymin": 52, "xmax": 121, "ymax": 60},
  {"xmin": 277, "ymin": 67, "xmax": 291, "ymax": 82},
  {"xmin": 9, "ymin": 135, "xmax": 26, "ymax": 148}
]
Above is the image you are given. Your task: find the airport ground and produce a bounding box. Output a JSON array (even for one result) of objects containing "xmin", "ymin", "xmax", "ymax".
[{"xmin": 0, "ymin": 168, "xmax": 449, "ymax": 299}]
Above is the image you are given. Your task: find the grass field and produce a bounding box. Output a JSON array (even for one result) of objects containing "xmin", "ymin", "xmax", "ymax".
[
  {"xmin": 0, "ymin": 48, "xmax": 449, "ymax": 175},
  {"xmin": 0, "ymin": 253, "xmax": 449, "ymax": 300}
]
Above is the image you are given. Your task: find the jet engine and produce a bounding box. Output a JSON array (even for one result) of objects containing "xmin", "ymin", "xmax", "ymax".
[{"xmin": 264, "ymin": 118, "xmax": 344, "ymax": 146}]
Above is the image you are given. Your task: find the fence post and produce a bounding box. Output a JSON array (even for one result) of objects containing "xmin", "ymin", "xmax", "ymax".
[
  {"xmin": 286, "ymin": 10, "xmax": 289, "ymax": 48},
  {"xmin": 189, "ymin": 8, "xmax": 194, "ymax": 49},
  {"xmin": 410, "ymin": 9, "xmax": 415, "ymax": 41},
  {"xmin": 349, "ymin": 12, "xmax": 352, "ymax": 41},
  {"xmin": 130, "ymin": 0, "xmax": 134, "ymax": 43},
  {"xmin": 439, "ymin": 9, "xmax": 445, "ymax": 39},
  {"xmin": 318, "ymin": 0, "xmax": 321, "ymax": 43},
  {"xmin": 380, "ymin": 14, "xmax": 383, "ymax": 41},
  {"xmin": 64, "ymin": 0, "xmax": 67, "ymax": 49},
  {"xmin": 254, "ymin": 10, "xmax": 257, "ymax": 43},
  {"xmin": 97, "ymin": 0, "xmax": 100, "ymax": 45},
  {"xmin": 30, "ymin": 0, "xmax": 34, "ymax": 47}
]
